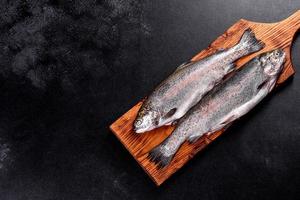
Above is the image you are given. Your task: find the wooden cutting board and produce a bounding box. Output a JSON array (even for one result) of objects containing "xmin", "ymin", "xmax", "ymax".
[{"xmin": 109, "ymin": 10, "xmax": 300, "ymax": 186}]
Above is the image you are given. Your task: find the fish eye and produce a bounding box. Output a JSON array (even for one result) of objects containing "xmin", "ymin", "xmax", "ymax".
[
  {"xmin": 135, "ymin": 119, "xmax": 142, "ymax": 126},
  {"xmin": 275, "ymin": 51, "xmax": 280, "ymax": 57}
]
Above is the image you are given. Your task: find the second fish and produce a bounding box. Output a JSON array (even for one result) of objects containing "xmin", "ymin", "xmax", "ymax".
[{"xmin": 148, "ymin": 49, "xmax": 286, "ymax": 167}]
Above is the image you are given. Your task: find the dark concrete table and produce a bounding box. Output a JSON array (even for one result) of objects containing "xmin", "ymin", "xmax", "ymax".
[{"xmin": 0, "ymin": 0, "xmax": 299, "ymax": 199}]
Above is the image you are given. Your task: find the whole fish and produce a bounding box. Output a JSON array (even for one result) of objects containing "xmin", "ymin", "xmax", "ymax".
[
  {"xmin": 134, "ymin": 29, "xmax": 264, "ymax": 133},
  {"xmin": 148, "ymin": 49, "xmax": 286, "ymax": 167}
]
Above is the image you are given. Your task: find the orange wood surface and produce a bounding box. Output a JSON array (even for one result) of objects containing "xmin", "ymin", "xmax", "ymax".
[{"xmin": 109, "ymin": 10, "xmax": 300, "ymax": 186}]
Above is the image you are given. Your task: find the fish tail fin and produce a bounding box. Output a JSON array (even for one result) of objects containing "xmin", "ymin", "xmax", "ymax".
[
  {"xmin": 237, "ymin": 28, "xmax": 265, "ymax": 53},
  {"xmin": 148, "ymin": 146, "xmax": 174, "ymax": 168}
]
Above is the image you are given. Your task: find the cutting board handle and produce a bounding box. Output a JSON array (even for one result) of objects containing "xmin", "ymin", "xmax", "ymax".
[
  {"xmin": 280, "ymin": 10, "xmax": 300, "ymax": 36},
  {"xmin": 283, "ymin": 9, "xmax": 300, "ymax": 23},
  {"xmin": 242, "ymin": 10, "xmax": 300, "ymax": 41}
]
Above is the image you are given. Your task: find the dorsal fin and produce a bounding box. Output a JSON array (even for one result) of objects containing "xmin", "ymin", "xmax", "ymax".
[
  {"xmin": 175, "ymin": 61, "xmax": 193, "ymax": 72},
  {"xmin": 212, "ymin": 48, "xmax": 226, "ymax": 56}
]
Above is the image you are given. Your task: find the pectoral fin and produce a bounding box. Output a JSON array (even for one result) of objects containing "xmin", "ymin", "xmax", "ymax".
[
  {"xmin": 219, "ymin": 114, "xmax": 237, "ymax": 126},
  {"xmin": 225, "ymin": 63, "xmax": 237, "ymax": 73},
  {"xmin": 187, "ymin": 134, "xmax": 202, "ymax": 143}
]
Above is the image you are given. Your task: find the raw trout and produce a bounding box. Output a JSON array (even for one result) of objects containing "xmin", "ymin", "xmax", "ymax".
[
  {"xmin": 134, "ymin": 29, "xmax": 264, "ymax": 133},
  {"xmin": 148, "ymin": 49, "xmax": 286, "ymax": 167}
]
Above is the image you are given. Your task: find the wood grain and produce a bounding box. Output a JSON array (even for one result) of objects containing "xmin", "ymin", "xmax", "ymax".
[{"xmin": 109, "ymin": 10, "xmax": 300, "ymax": 186}]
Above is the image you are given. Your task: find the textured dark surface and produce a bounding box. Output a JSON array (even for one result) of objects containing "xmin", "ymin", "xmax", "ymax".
[{"xmin": 0, "ymin": 0, "xmax": 299, "ymax": 199}]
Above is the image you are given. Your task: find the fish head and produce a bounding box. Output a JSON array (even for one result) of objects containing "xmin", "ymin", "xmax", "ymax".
[
  {"xmin": 259, "ymin": 49, "xmax": 286, "ymax": 91},
  {"xmin": 260, "ymin": 49, "xmax": 286, "ymax": 77},
  {"xmin": 133, "ymin": 103, "xmax": 160, "ymax": 133}
]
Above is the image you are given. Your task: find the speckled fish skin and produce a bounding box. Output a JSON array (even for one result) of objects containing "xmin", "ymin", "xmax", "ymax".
[
  {"xmin": 148, "ymin": 49, "xmax": 286, "ymax": 168},
  {"xmin": 133, "ymin": 29, "xmax": 265, "ymax": 133}
]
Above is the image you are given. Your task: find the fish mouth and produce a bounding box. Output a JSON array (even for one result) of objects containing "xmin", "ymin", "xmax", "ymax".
[
  {"xmin": 133, "ymin": 127, "xmax": 144, "ymax": 134},
  {"xmin": 133, "ymin": 122, "xmax": 157, "ymax": 134},
  {"xmin": 133, "ymin": 118, "xmax": 157, "ymax": 133},
  {"xmin": 133, "ymin": 125, "xmax": 155, "ymax": 134}
]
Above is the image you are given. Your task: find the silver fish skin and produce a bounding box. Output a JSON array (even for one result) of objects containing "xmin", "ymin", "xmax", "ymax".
[
  {"xmin": 134, "ymin": 29, "xmax": 265, "ymax": 133},
  {"xmin": 148, "ymin": 49, "xmax": 286, "ymax": 168}
]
